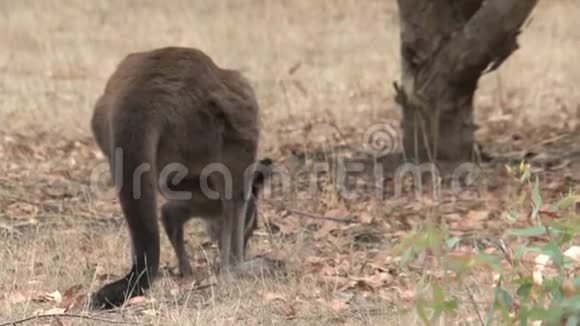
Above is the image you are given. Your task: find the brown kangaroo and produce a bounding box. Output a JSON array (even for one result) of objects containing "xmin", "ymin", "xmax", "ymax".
[{"xmin": 90, "ymin": 46, "xmax": 271, "ymax": 309}]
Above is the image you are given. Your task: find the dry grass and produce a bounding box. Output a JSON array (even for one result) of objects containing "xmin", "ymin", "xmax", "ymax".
[{"xmin": 1, "ymin": 0, "xmax": 580, "ymax": 325}]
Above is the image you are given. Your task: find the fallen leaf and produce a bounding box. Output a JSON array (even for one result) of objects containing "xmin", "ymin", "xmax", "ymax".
[
  {"xmin": 399, "ymin": 289, "xmax": 417, "ymax": 303},
  {"xmin": 41, "ymin": 307, "xmax": 66, "ymax": 315},
  {"xmin": 358, "ymin": 211, "xmax": 375, "ymax": 225},
  {"xmin": 562, "ymin": 278, "xmax": 578, "ymax": 298},
  {"xmin": 329, "ymin": 299, "xmax": 349, "ymax": 312},
  {"xmin": 53, "ymin": 317, "xmax": 65, "ymax": 326},
  {"xmin": 126, "ymin": 295, "xmax": 147, "ymax": 305},
  {"xmin": 533, "ymin": 254, "xmax": 552, "ymax": 286},
  {"xmin": 59, "ymin": 284, "xmax": 85, "ymax": 311},
  {"xmin": 266, "ymin": 221, "xmax": 295, "ymax": 236},
  {"xmin": 33, "ymin": 291, "xmax": 62, "ymax": 304},
  {"xmin": 5, "ymin": 290, "xmax": 41, "ymax": 305},
  {"xmin": 5, "ymin": 202, "xmax": 39, "ymax": 220},
  {"xmin": 345, "ymin": 272, "xmax": 393, "ymax": 292},
  {"xmin": 260, "ymin": 291, "xmax": 297, "ymax": 320},
  {"xmin": 324, "ymin": 207, "xmax": 350, "ymax": 219},
  {"xmin": 94, "ymin": 265, "xmax": 118, "ymax": 282},
  {"xmin": 263, "ymin": 292, "xmax": 286, "ymax": 303},
  {"xmin": 564, "ymin": 246, "xmax": 580, "ymax": 263},
  {"xmin": 319, "ymin": 297, "xmax": 348, "ymax": 312},
  {"xmin": 466, "ymin": 210, "xmax": 490, "ymax": 221},
  {"xmin": 281, "ymin": 304, "xmax": 297, "ymax": 320},
  {"xmin": 143, "ymin": 309, "xmax": 158, "ymax": 316},
  {"xmin": 313, "ymin": 220, "xmax": 340, "ymax": 240}
]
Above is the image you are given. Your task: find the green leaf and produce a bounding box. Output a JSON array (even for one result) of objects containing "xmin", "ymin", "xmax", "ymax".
[
  {"xmin": 416, "ymin": 299, "xmax": 431, "ymax": 326},
  {"xmin": 517, "ymin": 192, "xmax": 527, "ymax": 205},
  {"xmin": 557, "ymin": 194, "xmax": 579, "ymax": 211},
  {"xmin": 442, "ymin": 298, "xmax": 459, "ymax": 312},
  {"xmin": 561, "ymin": 296, "xmax": 580, "ymax": 314},
  {"xmin": 543, "ymin": 277, "xmax": 564, "ymax": 301},
  {"xmin": 566, "ymin": 316, "xmax": 579, "ymax": 326},
  {"xmin": 443, "ymin": 255, "xmax": 473, "ymax": 275},
  {"xmin": 520, "ymin": 166, "xmax": 531, "ymax": 183},
  {"xmin": 531, "ymin": 177, "xmax": 542, "ymax": 220},
  {"xmin": 514, "ymin": 243, "xmax": 528, "ymax": 263},
  {"xmin": 518, "ymin": 306, "xmax": 530, "ymax": 326},
  {"xmin": 499, "ymin": 289, "xmax": 513, "ymax": 308},
  {"xmin": 498, "ymin": 288, "xmax": 513, "ymax": 319},
  {"xmin": 475, "ymin": 253, "xmax": 502, "ymax": 273},
  {"xmin": 486, "ymin": 279, "xmax": 502, "ymax": 326},
  {"xmin": 516, "ymin": 282, "xmax": 533, "ymax": 302},
  {"xmin": 507, "ymin": 209, "xmax": 518, "ymax": 222},
  {"xmin": 423, "ymin": 225, "xmax": 444, "ymax": 254},
  {"xmin": 529, "ymin": 305, "xmax": 563, "ymax": 324},
  {"xmin": 401, "ymin": 248, "xmax": 415, "ymax": 266},
  {"xmin": 510, "ymin": 226, "xmax": 546, "ymax": 237},
  {"xmin": 542, "ymin": 240, "xmax": 565, "ymax": 269},
  {"xmin": 432, "ymin": 283, "xmax": 444, "ymax": 303},
  {"xmin": 446, "ymin": 236, "xmax": 461, "ymax": 250},
  {"xmin": 546, "ymin": 219, "xmax": 580, "ymax": 238}
]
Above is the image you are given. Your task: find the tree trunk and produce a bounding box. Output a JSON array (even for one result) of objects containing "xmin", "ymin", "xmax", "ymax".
[{"xmin": 396, "ymin": 0, "xmax": 539, "ymax": 162}]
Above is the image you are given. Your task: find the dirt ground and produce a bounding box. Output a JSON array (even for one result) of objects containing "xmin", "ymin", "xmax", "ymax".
[{"xmin": 1, "ymin": 1, "xmax": 579, "ymax": 325}]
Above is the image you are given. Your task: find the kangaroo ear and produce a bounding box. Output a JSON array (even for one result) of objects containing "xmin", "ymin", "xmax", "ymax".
[{"xmin": 251, "ymin": 158, "xmax": 273, "ymax": 195}]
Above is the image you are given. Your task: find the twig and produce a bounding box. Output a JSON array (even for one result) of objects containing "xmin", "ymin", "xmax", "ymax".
[
  {"xmin": 0, "ymin": 191, "xmax": 61, "ymax": 212},
  {"xmin": 527, "ymin": 134, "xmax": 568, "ymax": 151},
  {"xmin": 0, "ymin": 313, "xmax": 148, "ymax": 326},
  {"xmin": 0, "ymin": 223, "xmax": 21, "ymax": 235},
  {"xmin": 184, "ymin": 283, "xmax": 217, "ymax": 293},
  {"xmin": 464, "ymin": 284, "xmax": 485, "ymax": 326},
  {"xmin": 324, "ymin": 118, "xmax": 352, "ymax": 149},
  {"xmin": 285, "ymin": 208, "xmax": 356, "ymax": 224}
]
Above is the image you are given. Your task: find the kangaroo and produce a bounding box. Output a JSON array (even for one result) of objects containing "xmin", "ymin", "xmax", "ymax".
[
  {"xmin": 161, "ymin": 157, "xmax": 272, "ymax": 278},
  {"xmin": 90, "ymin": 46, "xmax": 270, "ymax": 309}
]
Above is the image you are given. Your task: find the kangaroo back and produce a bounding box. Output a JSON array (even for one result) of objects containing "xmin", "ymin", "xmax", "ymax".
[{"xmin": 90, "ymin": 47, "xmax": 264, "ymax": 309}]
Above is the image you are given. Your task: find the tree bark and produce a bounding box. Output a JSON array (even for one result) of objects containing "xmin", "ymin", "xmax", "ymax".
[{"xmin": 396, "ymin": 0, "xmax": 539, "ymax": 162}]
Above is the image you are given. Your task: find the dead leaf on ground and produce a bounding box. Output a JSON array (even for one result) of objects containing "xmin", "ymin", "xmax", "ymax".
[
  {"xmin": 33, "ymin": 290, "xmax": 62, "ymax": 304},
  {"xmin": 143, "ymin": 309, "xmax": 158, "ymax": 316},
  {"xmin": 357, "ymin": 211, "xmax": 375, "ymax": 225},
  {"xmin": 58, "ymin": 284, "xmax": 85, "ymax": 311},
  {"xmin": 38, "ymin": 307, "xmax": 66, "ymax": 315},
  {"xmin": 262, "ymin": 291, "xmax": 287, "ymax": 303},
  {"xmin": 261, "ymin": 291, "xmax": 297, "ymax": 320},
  {"xmin": 313, "ymin": 220, "xmax": 340, "ymax": 240},
  {"xmin": 343, "ymin": 272, "xmax": 393, "ymax": 292},
  {"xmin": 318, "ymin": 292, "xmax": 353, "ymax": 313},
  {"xmin": 3, "ymin": 289, "xmax": 44, "ymax": 305},
  {"xmin": 265, "ymin": 220, "xmax": 295, "ymax": 236},
  {"xmin": 399, "ymin": 289, "xmax": 417, "ymax": 303},
  {"xmin": 94, "ymin": 265, "xmax": 119, "ymax": 282},
  {"xmin": 126, "ymin": 295, "xmax": 147, "ymax": 305},
  {"xmin": 467, "ymin": 210, "xmax": 490, "ymax": 221},
  {"xmin": 310, "ymin": 206, "xmax": 352, "ymax": 239},
  {"xmin": 5, "ymin": 202, "xmax": 39, "ymax": 220},
  {"xmin": 326, "ymin": 298, "xmax": 349, "ymax": 312},
  {"xmin": 565, "ymin": 246, "xmax": 580, "ymax": 262}
]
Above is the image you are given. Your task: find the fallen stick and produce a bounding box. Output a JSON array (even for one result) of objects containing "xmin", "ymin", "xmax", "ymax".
[
  {"xmin": 0, "ymin": 313, "xmax": 147, "ymax": 326},
  {"xmin": 285, "ymin": 208, "xmax": 356, "ymax": 224}
]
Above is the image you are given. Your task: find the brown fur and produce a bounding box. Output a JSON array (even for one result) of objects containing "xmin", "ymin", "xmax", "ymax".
[{"xmin": 90, "ymin": 46, "xmax": 270, "ymax": 309}]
